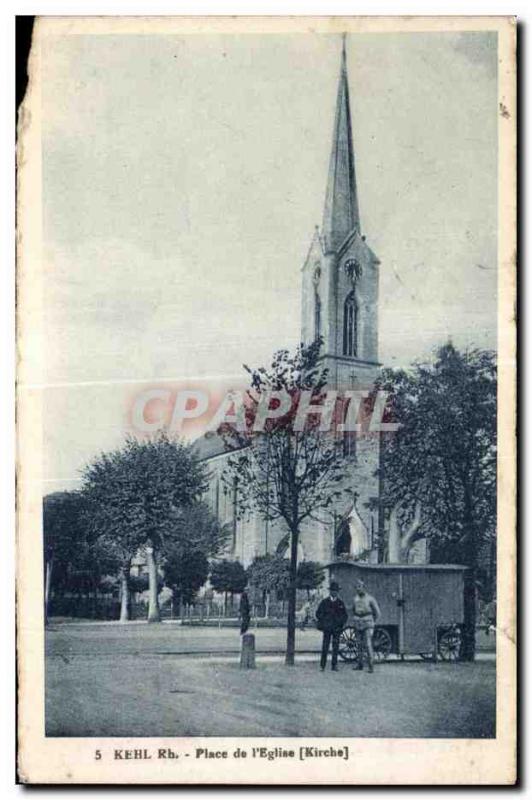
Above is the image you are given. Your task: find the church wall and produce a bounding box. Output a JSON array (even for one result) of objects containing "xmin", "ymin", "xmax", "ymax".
[
  {"xmin": 201, "ymin": 425, "xmax": 380, "ymax": 569},
  {"xmin": 338, "ymin": 431, "xmax": 380, "ymax": 547}
]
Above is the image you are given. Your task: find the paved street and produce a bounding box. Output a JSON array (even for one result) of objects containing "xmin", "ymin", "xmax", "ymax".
[{"xmin": 45, "ymin": 622, "xmax": 495, "ymax": 738}]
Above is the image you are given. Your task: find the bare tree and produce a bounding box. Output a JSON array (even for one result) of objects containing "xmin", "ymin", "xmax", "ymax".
[{"xmin": 222, "ymin": 339, "xmax": 346, "ymax": 665}]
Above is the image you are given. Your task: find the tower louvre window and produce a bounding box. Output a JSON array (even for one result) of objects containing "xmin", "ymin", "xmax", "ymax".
[
  {"xmin": 342, "ymin": 430, "xmax": 357, "ymax": 459},
  {"xmin": 314, "ymin": 292, "xmax": 321, "ymax": 340},
  {"xmin": 343, "ymin": 290, "xmax": 358, "ymax": 356}
]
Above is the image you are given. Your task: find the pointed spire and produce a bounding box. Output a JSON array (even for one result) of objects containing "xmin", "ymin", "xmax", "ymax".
[
  {"xmin": 341, "ymin": 30, "xmax": 347, "ymax": 70},
  {"xmin": 322, "ymin": 35, "xmax": 360, "ymax": 252}
]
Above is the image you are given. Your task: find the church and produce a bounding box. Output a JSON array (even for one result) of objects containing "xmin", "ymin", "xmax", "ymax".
[{"xmin": 195, "ymin": 42, "xmax": 388, "ymax": 568}]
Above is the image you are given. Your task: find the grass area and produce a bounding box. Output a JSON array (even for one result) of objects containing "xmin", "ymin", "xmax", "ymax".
[{"xmin": 45, "ymin": 624, "xmax": 495, "ymax": 739}]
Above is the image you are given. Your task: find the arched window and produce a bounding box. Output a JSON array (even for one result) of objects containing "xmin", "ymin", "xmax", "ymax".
[
  {"xmin": 314, "ymin": 292, "xmax": 321, "ymax": 341},
  {"xmin": 334, "ymin": 518, "xmax": 352, "ymax": 557},
  {"xmin": 343, "ymin": 290, "xmax": 358, "ymax": 357}
]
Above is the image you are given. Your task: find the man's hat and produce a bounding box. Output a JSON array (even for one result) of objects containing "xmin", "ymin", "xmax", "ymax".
[{"xmin": 329, "ymin": 581, "xmax": 341, "ymax": 592}]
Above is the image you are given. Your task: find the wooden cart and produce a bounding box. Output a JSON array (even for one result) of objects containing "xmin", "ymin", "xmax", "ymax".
[{"xmin": 325, "ymin": 560, "xmax": 468, "ymax": 663}]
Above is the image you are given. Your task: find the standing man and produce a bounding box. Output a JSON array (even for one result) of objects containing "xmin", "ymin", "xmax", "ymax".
[
  {"xmin": 239, "ymin": 588, "xmax": 251, "ymax": 635},
  {"xmin": 316, "ymin": 581, "xmax": 348, "ymax": 672},
  {"xmin": 352, "ymin": 579, "xmax": 381, "ymax": 673}
]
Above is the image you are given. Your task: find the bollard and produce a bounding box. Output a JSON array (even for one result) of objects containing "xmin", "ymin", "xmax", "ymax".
[{"xmin": 240, "ymin": 632, "xmax": 256, "ymax": 669}]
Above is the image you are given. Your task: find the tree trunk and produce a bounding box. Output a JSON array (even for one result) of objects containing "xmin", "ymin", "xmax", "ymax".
[
  {"xmin": 388, "ymin": 501, "xmax": 423, "ymax": 563},
  {"xmin": 285, "ymin": 528, "xmax": 299, "ymax": 666},
  {"xmin": 388, "ymin": 505, "xmax": 402, "ymax": 563},
  {"xmin": 146, "ymin": 546, "xmax": 161, "ymax": 623},
  {"xmin": 400, "ymin": 501, "xmax": 423, "ymax": 562},
  {"xmin": 265, "ymin": 591, "xmax": 270, "ymax": 619},
  {"xmin": 44, "ymin": 557, "xmax": 53, "ymax": 626},
  {"xmin": 460, "ymin": 491, "xmax": 477, "ymax": 661},
  {"xmin": 91, "ymin": 577, "xmax": 98, "ymax": 618},
  {"xmin": 119, "ymin": 566, "xmax": 130, "ymax": 623},
  {"xmin": 171, "ymin": 588, "xmax": 179, "ymax": 619},
  {"xmin": 461, "ymin": 568, "xmax": 477, "ymax": 661},
  {"xmin": 489, "ymin": 535, "xmax": 496, "ymax": 601}
]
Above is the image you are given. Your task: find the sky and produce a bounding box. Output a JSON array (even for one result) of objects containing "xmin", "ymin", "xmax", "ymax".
[{"xmin": 36, "ymin": 30, "xmax": 498, "ymax": 488}]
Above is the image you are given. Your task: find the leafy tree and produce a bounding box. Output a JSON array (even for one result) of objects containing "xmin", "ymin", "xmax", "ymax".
[
  {"xmin": 222, "ymin": 339, "xmax": 346, "ymax": 664},
  {"xmin": 164, "ymin": 549, "xmax": 209, "ymax": 616},
  {"xmin": 99, "ymin": 574, "xmax": 120, "ymax": 597},
  {"xmin": 209, "ymin": 559, "xmax": 247, "ymax": 614},
  {"xmin": 377, "ymin": 344, "xmax": 496, "ymax": 659},
  {"xmin": 162, "ymin": 502, "xmax": 227, "ymax": 615},
  {"xmin": 128, "ymin": 573, "xmax": 150, "ymax": 598},
  {"xmin": 81, "ymin": 433, "xmax": 208, "ymax": 622},
  {"xmin": 246, "ymin": 554, "xmax": 290, "ymax": 617},
  {"xmin": 169, "ymin": 501, "xmax": 228, "ymax": 559},
  {"xmin": 43, "ymin": 491, "xmax": 121, "ymax": 621},
  {"xmin": 43, "ymin": 491, "xmax": 87, "ymax": 624},
  {"xmin": 296, "ymin": 560, "xmax": 325, "ymax": 598},
  {"xmin": 128, "ymin": 573, "xmax": 163, "ymax": 601}
]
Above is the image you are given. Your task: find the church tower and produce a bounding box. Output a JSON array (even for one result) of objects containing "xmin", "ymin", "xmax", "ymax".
[
  {"xmin": 201, "ymin": 38, "xmax": 383, "ymax": 567},
  {"xmin": 301, "ymin": 39, "xmax": 380, "ymax": 390}
]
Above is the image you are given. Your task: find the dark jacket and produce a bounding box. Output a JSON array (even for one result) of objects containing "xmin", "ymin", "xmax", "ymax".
[
  {"xmin": 315, "ymin": 597, "xmax": 348, "ymax": 633},
  {"xmin": 239, "ymin": 591, "xmax": 250, "ymax": 635}
]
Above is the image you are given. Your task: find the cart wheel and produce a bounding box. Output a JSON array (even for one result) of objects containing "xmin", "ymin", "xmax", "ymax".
[
  {"xmin": 438, "ymin": 627, "xmax": 462, "ymax": 661},
  {"xmin": 372, "ymin": 627, "xmax": 392, "ymax": 662},
  {"xmin": 338, "ymin": 626, "xmax": 360, "ymax": 663}
]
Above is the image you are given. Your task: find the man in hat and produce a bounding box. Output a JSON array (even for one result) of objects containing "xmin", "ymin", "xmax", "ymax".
[
  {"xmin": 315, "ymin": 581, "xmax": 348, "ymax": 671},
  {"xmin": 239, "ymin": 587, "xmax": 251, "ymax": 635},
  {"xmin": 352, "ymin": 579, "xmax": 381, "ymax": 673}
]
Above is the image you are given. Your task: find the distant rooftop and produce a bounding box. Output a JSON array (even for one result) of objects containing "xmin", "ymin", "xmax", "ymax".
[{"xmin": 325, "ymin": 561, "xmax": 468, "ymax": 572}]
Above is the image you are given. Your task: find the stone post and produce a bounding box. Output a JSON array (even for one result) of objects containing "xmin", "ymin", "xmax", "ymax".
[{"xmin": 240, "ymin": 633, "xmax": 256, "ymax": 669}]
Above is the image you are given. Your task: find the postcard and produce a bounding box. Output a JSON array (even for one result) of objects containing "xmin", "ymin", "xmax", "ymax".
[{"xmin": 16, "ymin": 15, "xmax": 516, "ymax": 784}]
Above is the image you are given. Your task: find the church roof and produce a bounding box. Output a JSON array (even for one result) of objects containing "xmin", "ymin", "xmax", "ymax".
[
  {"xmin": 321, "ymin": 37, "xmax": 361, "ymax": 253},
  {"xmin": 191, "ymin": 431, "xmax": 230, "ymax": 462},
  {"xmin": 191, "ymin": 431, "xmax": 249, "ymax": 462}
]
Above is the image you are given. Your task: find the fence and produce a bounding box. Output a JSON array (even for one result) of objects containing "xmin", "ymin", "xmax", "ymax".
[{"xmin": 48, "ymin": 593, "xmax": 315, "ymax": 623}]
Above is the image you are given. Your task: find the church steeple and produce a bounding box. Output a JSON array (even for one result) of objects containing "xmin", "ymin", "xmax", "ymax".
[
  {"xmin": 301, "ymin": 35, "xmax": 379, "ymax": 383},
  {"xmin": 322, "ymin": 36, "xmax": 360, "ymax": 252}
]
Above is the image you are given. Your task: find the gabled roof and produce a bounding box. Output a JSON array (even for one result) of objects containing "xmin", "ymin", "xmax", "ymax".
[
  {"xmin": 301, "ymin": 226, "xmax": 324, "ymax": 272},
  {"xmin": 337, "ymin": 227, "xmax": 380, "ymax": 265},
  {"xmin": 191, "ymin": 432, "xmax": 230, "ymax": 462},
  {"xmin": 191, "ymin": 431, "xmax": 249, "ymax": 463}
]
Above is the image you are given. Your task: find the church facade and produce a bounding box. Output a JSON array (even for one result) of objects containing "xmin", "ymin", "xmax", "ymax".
[{"xmin": 196, "ymin": 44, "xmax": 384, "ymax": 568}]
